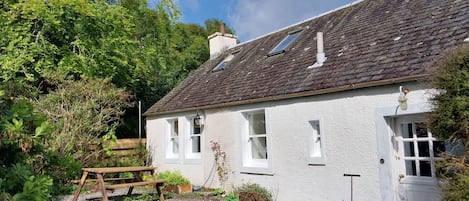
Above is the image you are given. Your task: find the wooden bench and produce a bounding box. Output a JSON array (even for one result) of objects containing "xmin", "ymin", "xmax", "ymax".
[
  {"xmin": 106, "ymin": 180, "xmax": 165, "ymax": 195},
  {"xmin": 72, "ymin": 166, "xmax": 165, "ymax": 201}
]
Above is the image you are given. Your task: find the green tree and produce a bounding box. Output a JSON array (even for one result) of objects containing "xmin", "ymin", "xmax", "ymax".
[{"xmin": 430, "ymin": 44, "xmax": 469, "ymax": 200}]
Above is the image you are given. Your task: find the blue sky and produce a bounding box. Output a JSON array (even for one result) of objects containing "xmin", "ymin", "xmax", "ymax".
[{"xmin": 151, "ymin": 0, "xmax": 358, "ymax": 42}]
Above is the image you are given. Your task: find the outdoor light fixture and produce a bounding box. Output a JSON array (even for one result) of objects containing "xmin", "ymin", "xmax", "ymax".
[
  {"xmin": 194, "ymin": 113, "xmax": 204, "ymax": 126},
  {"xmin": 398, "ymin": 86, "xmax": 410, "ymax": 111}
]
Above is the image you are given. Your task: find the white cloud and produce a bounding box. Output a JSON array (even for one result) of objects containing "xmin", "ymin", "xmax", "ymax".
[{"xmin": 227, "ymin": 0, "xmax": 353, "ymax": 42}]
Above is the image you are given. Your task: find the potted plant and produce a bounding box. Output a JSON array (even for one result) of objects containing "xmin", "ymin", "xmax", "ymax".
[{"xmin": 157, "ymin": 170, "xmax": 192, "ymax": 194}]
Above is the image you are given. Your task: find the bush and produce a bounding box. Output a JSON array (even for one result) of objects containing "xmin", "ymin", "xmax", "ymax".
[
  {"xmin": 35, "ymin": 78, "xmax": 133, "ymax": 167},
  {"xmin": 12, "ymin": 175, "xmax": 53, "ymax": 201},
  {"xmin": 430, "ymin": 44, "xmax": 469, "ymax": 200},
  {"xmin": 157, "ymin": 170, "xmax": 190, "ymax": 186},
  {"xmin": 236, "ymin": 183, "xmax": 272, "ymax": 201}
]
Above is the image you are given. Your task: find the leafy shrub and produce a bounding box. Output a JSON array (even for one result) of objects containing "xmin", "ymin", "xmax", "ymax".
[
  {"xmin": 0, "ymin": 164, "xmax": 33, "ymax": 195},
  {"xmin": 236, "ymin": 183, "xmax": 272, "ymax": 201},
  {"xmin": 35, "ymin": 78, "xmax": 133, "ymax": 167},
  {"xmin": 157, "ymin": 170, "xmax": 190, "ymax": 186},
  {"xmin": 12, "ymin": 175, "xmax": 53, "ymax": 201},
  {"xmin": 430, "ymin": 44, "xmax": 469, "ymax": 200},
  {"xmin": 436, "ymin": 155, "xmax": 469, "ymax": 201}
]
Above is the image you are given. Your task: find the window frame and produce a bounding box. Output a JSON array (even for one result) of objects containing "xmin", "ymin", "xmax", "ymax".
[
  {"xmin": 184, "ymin": 116, "xmax": 202, "ymax": 162},
  {"xmin": 267, "ymin": 30, "xmax": 302, "ymax": 56},
  {"xmin": 308, "ymin": 119, "xmax": 326, "ymax": 165},
  {"xmin": 165, "ymin": 118, "xmax": 180, "ymax": 162},
  {"xmin": 212, "ymin": 54, "xmax": 235, "ymax": 72},
  {"xmin": 240, "ymin": 109, "xmax": 272, "ymax": 174}
]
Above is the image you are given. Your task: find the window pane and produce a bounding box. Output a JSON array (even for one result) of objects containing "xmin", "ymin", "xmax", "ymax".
[
  {"xmin": 250, "ymin": 113, "xmax": 266, "ymax": 135},
  {"xmin": 405, "ymin": 160, "xmax": 417, "ymax": 176},
  {"xmin": 270, "ymin": 32, "xmax": 300, "ymax": 54},
  {"xmin": 433, "ymin": 141, "xmax": 445, "ymax": 157},
  {"xmin": 172, "ymin": 120, "xmax": 179, "ymax": 136},
  {"xmin": 191, "ymin": 136, "xmax": 201, "ymax": 153},
  {"xmin": 193, "ymin": 119, "xmax": 201, "ymax": 134},
  {"xmin": 404, "ymin": 142, "xmax": 415, "ymax": 157},
  {"xmin": 401, "ymin": 123, "xmax": 412, "ymax": 138},
  {"xmin": 420, "ymin": 160, "xmax": 432, "ymax": 177},
  {"xmin": 415, "ymin": 122, "xmax": 428, "ymax": 137},
  {"xmin": 251, "ymin": 137, "xmax": 267, "ymax": 159},
  {"xmin": 310, "ymin": 120, "xmax": 322, "ymax": 157},
  {"xmin": 172, "ymin": 139, "xmax": 179, "ymax": 154},
  {"xmin": 418, "ymin": 141, "xmax": 430, "ymax": 157}
]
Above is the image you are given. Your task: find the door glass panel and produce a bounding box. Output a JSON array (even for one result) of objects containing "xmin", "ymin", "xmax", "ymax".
[
  {"xmin": 433, "ymin": 141, "xmax": 445, "ymax": 157},
  {"xmin": 418, "ymin": 141, "xmax": 430, "ymax": 157},
  {"xmin": 401, "ymin": 123, "xmax": 413, "ymax": 138},
  {"xmin": 420, "ymin": 161, "xmax": 432, "ymax": 176},
  {"xmin": 404, "ymin": 142, "xmax": 415, "ymax": 156},
  {"xmin": 405, "ymin": 160, "xmax": 417, "ymax": 176},
  {"xmin": 251, "ymin": 137, "xmax": 267, "ymax": 159},
  {"xmin": 415, "ymin": 122, "xmax": 428, "ymax": 137}
]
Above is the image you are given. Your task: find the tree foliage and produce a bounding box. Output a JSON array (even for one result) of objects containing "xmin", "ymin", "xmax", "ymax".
[
  {"xmin": 0, "ymin": 0, "xmax": 235, "ymax": 198},
  {"xmin": 35, "ymin": 78, "xmax": 132, "ymax": 166},
  {"xmin": 430, "ymin": 44, "xmax": 469, "ymax": 145},
  {"xmin": 430, "ymin": 44, "xmax": 469, "ymax": 200}
]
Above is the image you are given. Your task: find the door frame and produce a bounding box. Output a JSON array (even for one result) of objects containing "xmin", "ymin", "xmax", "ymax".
[{"xmin": 374, "ymin": 102, "xmax": 433, "ymax": 201}]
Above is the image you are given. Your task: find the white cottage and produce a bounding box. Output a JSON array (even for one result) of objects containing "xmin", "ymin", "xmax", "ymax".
[{"xmin": 144, "ymin": 0, "xmax": 469, "ymax": 200}]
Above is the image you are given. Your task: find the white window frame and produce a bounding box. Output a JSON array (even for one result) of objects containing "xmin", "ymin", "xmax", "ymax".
[
  {"xmin": 184, "ymin": 116, "xmax": 202, "ymax": 162},
  {"xmin": 240, "ymin": 109, "xmax": 272, "ymax": 174},
  {"xmin": 165, "ymin": 118, "xmax": 180, "ymax": 162},
  {"xmin": 308, "ymin": 119, "xmax": 326, "ymax": 165}
]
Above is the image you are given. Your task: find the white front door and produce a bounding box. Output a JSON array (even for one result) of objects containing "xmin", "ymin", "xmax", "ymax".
[{"xmin": 393, "ymin": 115, "xmax": 442, "ymax": 201}]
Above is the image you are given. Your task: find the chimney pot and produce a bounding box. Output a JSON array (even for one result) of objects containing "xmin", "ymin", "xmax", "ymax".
[{"xmin": 220, "ymin": 23, "xmax": 226, "ymax": 35}]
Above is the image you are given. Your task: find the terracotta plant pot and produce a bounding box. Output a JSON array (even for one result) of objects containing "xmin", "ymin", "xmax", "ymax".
[{"xmin": 164, "ymin": 184, "xmax": 192, "ymax": 194}]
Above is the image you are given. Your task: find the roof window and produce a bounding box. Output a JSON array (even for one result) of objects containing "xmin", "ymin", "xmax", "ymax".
[
  {"xmin": 268, "ymin": 30, "xmax": 302, "ymax": 56},
  {"xmin": 212, "ymin": 54, "xmax": 235, "ymax": 72}
]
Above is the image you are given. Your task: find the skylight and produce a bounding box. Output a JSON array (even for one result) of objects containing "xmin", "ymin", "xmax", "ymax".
[
  {"xmin": 212, "ymin": 54, "xmax": 235, "ymax": 72},
  {"xmin": 268, "ymin": 30, "xmax": 302, "ymax": 56}
]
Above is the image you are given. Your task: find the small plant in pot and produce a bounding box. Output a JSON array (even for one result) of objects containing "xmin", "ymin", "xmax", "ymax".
[{"xmin": 157, "ymin": 170, "xmax": 192, "ymax": 194}]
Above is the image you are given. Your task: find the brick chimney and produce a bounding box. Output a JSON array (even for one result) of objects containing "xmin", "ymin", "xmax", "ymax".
[{"xmin": 208, "ymin": 23, "xmax": 237, "ymax": 59}]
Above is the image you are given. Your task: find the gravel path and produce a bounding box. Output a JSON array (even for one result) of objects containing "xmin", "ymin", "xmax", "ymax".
[{"xmin": 54, "ymin": 188, "xmax": 219, "ymax": 201}]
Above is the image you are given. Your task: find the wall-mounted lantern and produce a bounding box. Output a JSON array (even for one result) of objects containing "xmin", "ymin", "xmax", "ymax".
[
  {"xmin": 194, "ymin": 113, "xmax": 204, "ymax": 126},
  {"xmin": 398, "ymin": 86, "xmax": 410, "ymax": 111}
]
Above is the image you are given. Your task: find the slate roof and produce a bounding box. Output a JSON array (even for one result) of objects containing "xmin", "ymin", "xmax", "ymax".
[{"xmin": 145, "ymin": 0, "xmax": 469, "ymax": 116}]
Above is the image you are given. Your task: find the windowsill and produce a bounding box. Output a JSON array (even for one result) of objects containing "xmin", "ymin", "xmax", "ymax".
[
  {"xmin": 240, "ymin": 166, "xmax": 273, "ymax": 175},
  {"xmin": 240, "ymin": 171, "xmax": 274, "ymax": 176},
  {"xmin": 308, "ymin": 157, "xmax": 326, "ymax": 165}
]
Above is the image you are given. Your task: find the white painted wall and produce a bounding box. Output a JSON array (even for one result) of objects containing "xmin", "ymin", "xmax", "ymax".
[{"xmin": 146, "ymin": 82, "xmax": 434, "ymax": 200}]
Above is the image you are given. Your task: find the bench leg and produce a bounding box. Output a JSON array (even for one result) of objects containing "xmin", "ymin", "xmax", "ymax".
[
  {"xmin": 97, "ymin": 174, "xmax": 108, "ymax": 201},
  {"xmin": 127, "ymin": 186, "xmax": 134, "ymax": 195},
  {"xmin": 72, "ymin": 171, "xmax": 88, "ymax": 201},
  {"xmin": 156, "ymin": 183, "xmax": 165, "ymax": 201}
]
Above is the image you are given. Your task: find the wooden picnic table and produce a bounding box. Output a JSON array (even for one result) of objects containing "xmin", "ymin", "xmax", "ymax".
[{"xmin": 72, "ymin": 166, "xmax": 165, "ymax": 201}]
